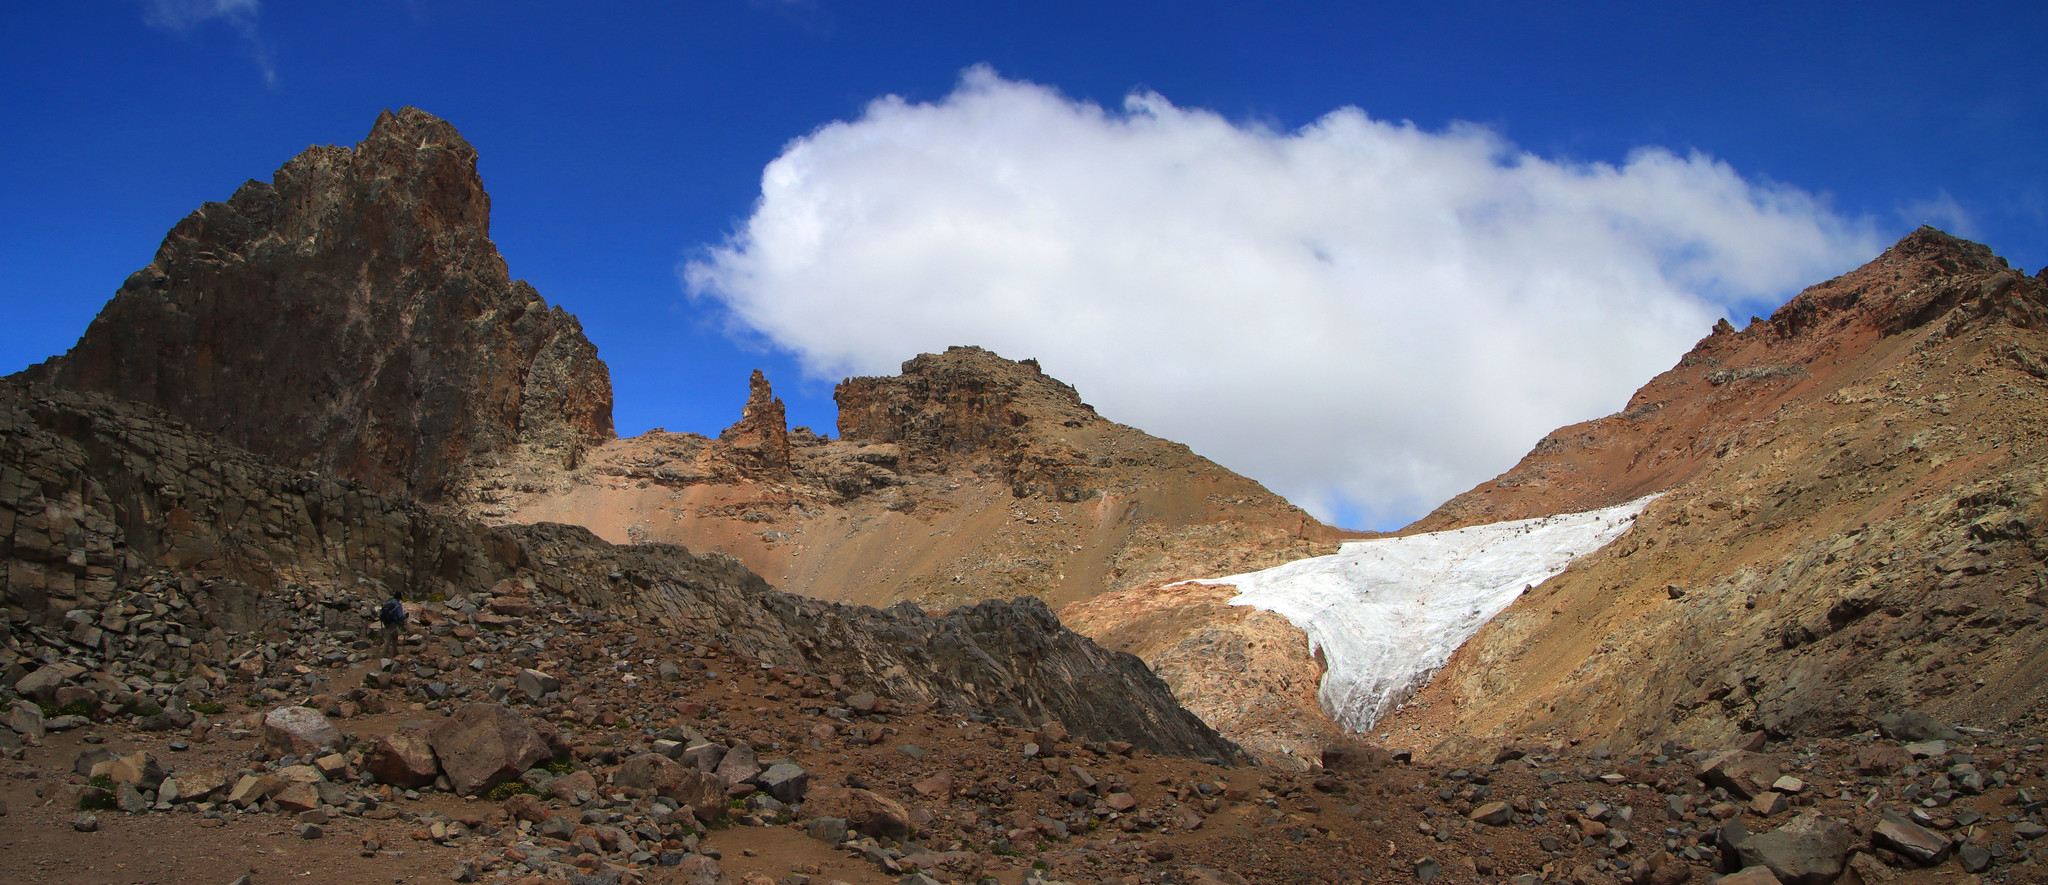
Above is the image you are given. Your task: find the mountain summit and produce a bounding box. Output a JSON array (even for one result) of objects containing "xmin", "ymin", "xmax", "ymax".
[{"xmin": 17, "ymin": 108, "xmax": 614, "ymax": 499}]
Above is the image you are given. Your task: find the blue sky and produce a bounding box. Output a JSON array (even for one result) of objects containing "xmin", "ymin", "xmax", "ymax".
[{"xmin": 4, "ymin": 2, "xmax": 2044, "ymax": 529}]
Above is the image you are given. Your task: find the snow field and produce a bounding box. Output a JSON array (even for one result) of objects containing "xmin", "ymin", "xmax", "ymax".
[{"xmin": 1194, "ymin": 495, "xmax": 1658, "ymax": 733}]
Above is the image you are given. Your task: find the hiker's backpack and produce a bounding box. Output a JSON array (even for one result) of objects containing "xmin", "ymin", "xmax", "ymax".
[{"xmin": 378, "ymin": 598, "xmax": 407, "ymax": 625}]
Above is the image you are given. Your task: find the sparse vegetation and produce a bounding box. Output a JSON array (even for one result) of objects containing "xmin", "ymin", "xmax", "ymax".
[{"xmin": 485, "ymin": 781, "xmax": 532, "ymax": 801}]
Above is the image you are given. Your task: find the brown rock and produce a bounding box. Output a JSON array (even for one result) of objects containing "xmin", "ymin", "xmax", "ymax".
[
  {"xmin": 172, "ymin": 767, "xmax": 231, "ymax": 803},
  {"xmin": 501, "ymin": 793, "xmax": 550, "ymax": 823},
  {"xmin": 719, "ymin": 369, "xmax": 791, "ymax": 477},
  {"xmin": 227, "ymin": 774, "xmax": 284, "ymax": 808},
  {"xmin": 426, "ymin": 704, "xmax": 552, "ymax": 796},
  {"xmin": 20, "ymin": 107, "xmax": 614, "ymax": 499},
  {"xmin": 103, "ymin": 752, "xmax": 166, "ymax": 789},
  {"xmin": 817, "ymin": 788, "xmax": 911, "ymax": 840},
  {"xmin": 273, "ymin": 782, "xmax": 321, "ymax": 813},
  {"xmin": 366, "ymin": 727, "xmax": 440, "ymax": 789},
  {"xmin": 713, "ymin": 742, "xmax": 761, "ymax": 787},
  {"xmin": 913, "ymin": 772, "xmax": 954, "ymax": 798},
  {"xmin": 1698, "ymin": 751, "xmax": 1780, "ymax": 800},
  {"xmin": 549, "ymin": 770, "xmax": 597, "ymax": 801},
  {"xmin": 1853, "ymin": 744, "xmax": 1911, "ymax": 775},
  {"xmin": 264, "ymin": 706, "xmax": 342, "ymax": 756},
  {"xmin": 612, "ymin": 753, "xmax": 725, "ymax": 822}
]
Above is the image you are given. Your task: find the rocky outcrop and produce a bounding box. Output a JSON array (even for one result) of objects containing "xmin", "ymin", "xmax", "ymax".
[
  {"xmin": 835, "ymin": 346, "xmax": 1099, "ymax": 495},
  {"xmin": 717, "ymin": 369, "xmax": 790, "ymax": 477},
  {"xmin": 1375, "ymin": 228, "xmax": 2048, "ymax": 756},
  {"xmin": 15, "ymin": 108, "xmax": 613, "ymax": 500},
  {"xmin": 482, "ymin": 347, "xmax": 1348, "ymax": 612},
  {"xmin": 0, "ymin": 379, "xmax": 1232, "ymax": 758}
]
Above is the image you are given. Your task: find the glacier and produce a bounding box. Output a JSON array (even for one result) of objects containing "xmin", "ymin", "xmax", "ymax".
[{"xmin": 1194, "ymin": 495, "xmax": 1657, "ymax": 733}]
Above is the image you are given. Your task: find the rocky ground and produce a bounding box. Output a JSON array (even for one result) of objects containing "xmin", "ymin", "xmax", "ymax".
[{"xmin": 8, "ymin": 573, "xmax": 2048, "ymax": 885}]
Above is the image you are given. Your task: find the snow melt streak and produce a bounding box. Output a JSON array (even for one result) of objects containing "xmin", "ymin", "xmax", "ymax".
[{"xmin": 1207, "ymin": 495, "xmax": 1657, "ymax": 733}]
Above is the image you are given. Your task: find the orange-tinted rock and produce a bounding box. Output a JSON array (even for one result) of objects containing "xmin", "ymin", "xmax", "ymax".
[{"xmin": 719, "ymin": 370, "xmax": 790, "ymax": 477}]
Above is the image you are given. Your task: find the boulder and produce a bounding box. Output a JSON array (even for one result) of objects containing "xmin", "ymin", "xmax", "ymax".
[
  {"xmin": 808, "ymin": 787, "xmax": 910, "ymax": 840},
  {"xmin": 5, "ymin": 701, "xmax": 45, "ymax": 739},
  {"xmin": 550, "ymin": 769, "xmax": 597, "ymax": 801},
  {"xmin": 1852, "ymin": 744, "xmax": 1911, "ymax": 775},
  {"xmin": 1734, "ymin": 811, "xmax": 1850, "ymax": 885},
  {"xmin": 681, "ymin": 742, "xmax": 726, "ymax": 772},
  {"xmin": 263, "ymin": 706, "xmax": 342, "ymax": 756},
  {"xmin": 713, "ymin": 743, "xmax": 761, "ymax": 788},
  {"xmin": 103, "ymin": 752, "xmax": 167, "ymax": 789},
  {"xmin": 172, "ymin": 767, "xmax": 232, "ymax": 803},
  {"xmin": 1872, "ymin": 809, "xmax": 1951, "ymax": 866},
  {"xmin": 366, "ymin": 726, "xmax": 440, "ymax": 788},
  {"xmin": 612, "ymin": 753, "xmax": 726, "ymax": 822},
  {"xmin": 515, "ymin": 668, "xmax": 558, "ymax": 699},
  {"xmin": 758, "ymin": 763, "xmax": 809, "ymax": 804},
  {"xmin": 1468, "ymin": 801, "xmax": 1514, "ymax": 826},
  {"xmin": 227, "ymin": 774, "xmax": 285, "ymax": 808},
  {"xmin": 426, "ymin": 704, "xmax": 552, "ymax": 796},
  {"xmin": 1873, "ymin": 711, "xmax": 1966, "ymax": 743},
  {"xmin": 273, "ymin": 782, "xmax": 321, "ymax": 813},
  {"xmin": 1698, "ymin": 750, "xmax": 1781, "ymax": 800},
  {"xmin": 16, "ymin": 663, "xmax": 84, "ymax": 701}
]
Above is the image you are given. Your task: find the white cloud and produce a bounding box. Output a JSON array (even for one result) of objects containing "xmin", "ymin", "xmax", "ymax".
[
  {"xmin": 143, "ymin": 0, "xmax": 276, "ymax": 86},
  {"xmin": 685, "ymin": 67, "xmax": 1881, "ymax": 528},
  {"xmin": 1900, "ymin": 189, "xmax": 1980, "ymax": 240}
]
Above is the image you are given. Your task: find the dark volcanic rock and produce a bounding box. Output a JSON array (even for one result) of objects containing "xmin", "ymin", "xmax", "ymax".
[{"xmin": 16, "ymin": 107, "xmax": 613, "ymax": 499}]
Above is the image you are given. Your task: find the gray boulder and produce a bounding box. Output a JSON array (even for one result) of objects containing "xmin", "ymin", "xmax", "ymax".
[
  {"xmin": 1874, "ymin": 710, "xmax": 1966, "ymax": 743},
  {"xmin": 1735, "ymin": 811, "xmax": 1850, "ymax": 885}
]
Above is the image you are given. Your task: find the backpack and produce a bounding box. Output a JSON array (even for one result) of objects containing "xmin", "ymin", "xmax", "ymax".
[{"xmin": 378, "ymin": 598, "xmax": 407, "ymax": 625}]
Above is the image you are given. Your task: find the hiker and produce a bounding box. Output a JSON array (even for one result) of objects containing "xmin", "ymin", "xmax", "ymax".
[{"xmin": 378, "ymin": 593, "xmax": 408, "ymax": 657}]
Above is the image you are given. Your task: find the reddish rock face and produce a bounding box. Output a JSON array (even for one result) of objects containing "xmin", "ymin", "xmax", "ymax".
[{"xmin": 18, "ymin": 107, "xmax": 613, "ymax": 499}]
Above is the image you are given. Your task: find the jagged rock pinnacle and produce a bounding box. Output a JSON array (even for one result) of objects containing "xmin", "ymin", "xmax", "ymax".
[{"xmin": 16, "ymin": 108, "xmax": 614, "ymax": 499}]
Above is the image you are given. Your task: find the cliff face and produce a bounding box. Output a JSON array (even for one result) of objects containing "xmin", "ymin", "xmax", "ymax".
[
  {"xmin": 1373, "ymin": 228, "xmax": 2048, "ymax": 757},
  {"xmin": 16, "ymin": 108, "xmax": 613, "ymax": 500}
]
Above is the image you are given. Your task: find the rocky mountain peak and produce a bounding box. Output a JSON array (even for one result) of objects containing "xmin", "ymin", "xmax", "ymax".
[
  {"xmin": 1413, "ymin": 227, "xmax": 2045, "ymax": 531},
  {"xmin": 718, "ymin": 369, "xmax": 791, "ymax": 476},
  {"xmin": 834, "ymin": 345, "xmax": 1098, "ymax": 475},
  {"xmin": 15, "ymin": 107, "xmax": 614, "ymax": 500}
]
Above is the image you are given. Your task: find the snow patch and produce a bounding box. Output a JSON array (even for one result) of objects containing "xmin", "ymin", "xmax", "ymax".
[{"xmin": 1195, "ymin": 495, "xmax": 1657, "ymax": 732}]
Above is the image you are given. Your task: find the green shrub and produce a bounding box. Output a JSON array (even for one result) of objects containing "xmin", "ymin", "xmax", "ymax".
[
  {"xmin": 79, "ymin": 774, "xmax": 116, "ymax": 810},
  {"xmin": 486, "ymin": 781, "xmax": 532, "ymax": 801},
  {"xmin": 191, "ymin": 701, "xmax": 226, "ymax": 715},
  {"xmin": 39, "ymin": 699, "xmax": 94, "ymax": 718},
  {"xmin": 540, "ymin": 756, "xmax": 576, "ymax": 775}
]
